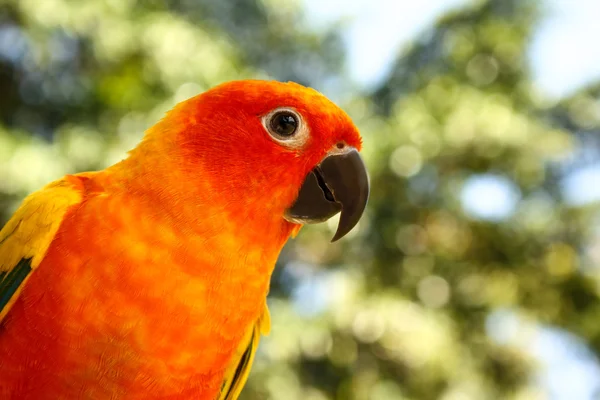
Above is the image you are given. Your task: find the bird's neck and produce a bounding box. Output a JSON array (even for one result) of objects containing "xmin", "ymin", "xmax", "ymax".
[{"xmin": 104, "ymin": 141, "xmax": 297, "ymax": 280}]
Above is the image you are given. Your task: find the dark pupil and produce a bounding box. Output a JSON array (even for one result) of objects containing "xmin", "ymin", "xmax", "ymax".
[{"xmin": 271, "ymin": 112, "xmax": 298, "ymax": 136}]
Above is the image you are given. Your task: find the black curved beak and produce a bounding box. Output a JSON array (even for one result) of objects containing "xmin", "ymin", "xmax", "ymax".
[{"xmin": 284, "ymin": 148, "xmax": 370, "ymax": 242}]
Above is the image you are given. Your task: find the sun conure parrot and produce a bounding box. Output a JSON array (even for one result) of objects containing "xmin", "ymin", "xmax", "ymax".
[{"xmin": 0, "ymin": 80, "xmax": 369, "ymax": 399}]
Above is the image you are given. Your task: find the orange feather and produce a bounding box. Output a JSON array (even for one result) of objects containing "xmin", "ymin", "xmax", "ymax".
[{"xmin": 0, "ymin": 80, "xmax": 362, "ymax": 399}]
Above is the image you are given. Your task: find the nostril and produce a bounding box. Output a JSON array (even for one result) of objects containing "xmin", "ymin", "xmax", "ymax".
[{"xmin": 336, "ymin": 142, "xmax": 345, "ymax": 149}]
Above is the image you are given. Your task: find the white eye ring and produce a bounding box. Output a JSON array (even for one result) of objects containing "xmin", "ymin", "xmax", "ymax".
[{"xmin": 261, "ymin": 107, "xmax": 309, "ymax": 149}]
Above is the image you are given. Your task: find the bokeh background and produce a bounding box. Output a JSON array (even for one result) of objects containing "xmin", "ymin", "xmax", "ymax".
[{"xmin": 1, "ymin": 0, "xmax": 600, "ymax": 399}]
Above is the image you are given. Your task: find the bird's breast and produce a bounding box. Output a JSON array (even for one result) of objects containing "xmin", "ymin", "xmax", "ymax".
[{"xmin": 0, "ymin": 193, "xmax": 278, "ymax": 399}]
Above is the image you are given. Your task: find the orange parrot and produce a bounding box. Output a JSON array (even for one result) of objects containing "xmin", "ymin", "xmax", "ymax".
[{"xmin": 0, "ymin": 80, "xmax": 369, "ymax": 399}]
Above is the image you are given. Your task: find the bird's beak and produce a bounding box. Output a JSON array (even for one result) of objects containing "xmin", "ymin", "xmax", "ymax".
[{"xmin": 284, "ymin": 148, "xmax": 370, "ymax": 242}]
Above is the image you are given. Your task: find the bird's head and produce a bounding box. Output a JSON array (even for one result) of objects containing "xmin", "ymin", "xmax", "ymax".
[{"xmin": 132, "ymin": 80, "xmax": 369, "ymax": 242}]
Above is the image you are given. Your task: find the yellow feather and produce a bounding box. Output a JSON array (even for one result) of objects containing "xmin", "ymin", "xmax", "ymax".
[
  {"xmin": 0, "ymin": 177, "xmax": 83, "ymax": 321},
  {"xmin": 218, "ymin": 304, "xmax": 271, "ymax": 400}
]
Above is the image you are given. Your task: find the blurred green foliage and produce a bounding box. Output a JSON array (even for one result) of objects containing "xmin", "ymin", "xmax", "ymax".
[{"xmin": 1, "ymin": 0, "xmax": 600, "ymax": 399}]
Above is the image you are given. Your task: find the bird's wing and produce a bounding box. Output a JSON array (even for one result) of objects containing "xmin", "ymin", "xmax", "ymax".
[
  {"xmin": 0, "ymin": 176, "xmax": 84, "ymax": 322},
  {"xmin": 217, "ymin": 304, "xmax": 271, "ymax": 400}
]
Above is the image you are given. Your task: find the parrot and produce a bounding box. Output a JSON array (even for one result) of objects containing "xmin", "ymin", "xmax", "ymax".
[{"xmin": 0, "ymin": 80, "xmax": 369, "ymax": 400}]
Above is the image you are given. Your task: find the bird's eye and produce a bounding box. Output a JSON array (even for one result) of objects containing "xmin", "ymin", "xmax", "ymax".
[
  {"xmin": 262, "ymin": 107, "xmax": 308, "ymax": 149},
  {"xmin": 269, "ymin": 111, "xmax": 299, "ymax": 137}
]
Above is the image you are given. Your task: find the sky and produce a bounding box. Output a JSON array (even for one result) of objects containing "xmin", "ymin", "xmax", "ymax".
[
  {"xmin": 530, "ymin": 0, "xmax": 600, "ymax": 99},
  {"xmin": 302, "ymin": 0, "xmax": 600, "ymax": 99},
  {"xmin": 300, "ymin": 0, "xmax": 600, "ymax": 398},
  {"xmin": 302, "ymin": 0, "xmax": 472, "ymax": 89}
]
